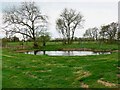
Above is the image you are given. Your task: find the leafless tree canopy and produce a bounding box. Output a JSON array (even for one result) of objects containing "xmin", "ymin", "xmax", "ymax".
[
  {"xmin": 83, "ymin": 27, "xmax": 99, "ymax": 40},
  {"xmin": 56, "ymin": 8, "xmax": 84, "ymax": 44},
  {"xmin": 3, "ymin": 2, "xmax": 47, "ymax": 47},
  {"xmin": 100, "ymin": 22, "xmax": 118, "ymax": 41}
]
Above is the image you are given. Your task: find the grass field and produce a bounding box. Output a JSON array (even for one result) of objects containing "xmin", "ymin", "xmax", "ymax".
[
  {"xmin": 2, "ymin": 41, "xmax": 119, "ymax": 88},
  {"xmin": 6, "ymin": 41, "xmax": 118, "ymax": 51}
]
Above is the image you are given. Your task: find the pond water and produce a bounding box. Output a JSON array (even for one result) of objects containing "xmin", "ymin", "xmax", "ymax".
[{"xmin": 25, "ymin": 50, "xmax": 111, "ymax": 56}]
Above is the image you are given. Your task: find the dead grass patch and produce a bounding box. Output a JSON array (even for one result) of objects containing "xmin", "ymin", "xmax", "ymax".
[
  {"xmin": 73, "ymin": 66, "xmax": 83, "ymax": 70},
  {"xmin": 16, "ymin": 50, "xmax": 29, "ymax": 53},
  {"xmin": 23, "ymin": 71, "xmax": 38, "ymax": 79},
  {"xmin": 31, "ymin": 66, "xmax": 38, "ymax": 68},
  {"xmin": 117, "ymin": 74, "xmax": 120, "ymax": 78},
  {"xmin": 28, "ymin": 74, "xmax": 38, "ymax": 79},
  {"xmin": 74, "ymin": 70, "xmax": 91, "ymax": 80},
  {"xmin": 97, "ymin": 80, "xmax": 116, "ymax": 87},
  {"xmin": 3, "ymin": 54, "xmax": 14, "ymax": 58},
  {"xmin": 81, "ymin": 82, "xmax": 89, "ymax": 88},
  {"xmin": 10, "ymin": 75, "xmax": 18, "ymax": 79},
  {"xmin": 45, "ymin": 63, "xmax": 67, "ymax": 68},
  {"xmin": 32, "ymin": 60, "xmax": 39, "ymax": 62},
  {"xmin": 117, "ymin": 67, "xmax": 120, "ymax": 69},
  {"xmin": 34, "ymin": 70, "xmax": 52, "ymax": 73}
]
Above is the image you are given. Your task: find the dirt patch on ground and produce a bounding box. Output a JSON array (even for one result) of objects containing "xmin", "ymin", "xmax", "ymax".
[
  {"xmin": 74, "ymin": 70, "xmax": 91, "ymax": 80},
  {"xmin": 112, "ymin": 50, "xmax": 120, "ymax": 52},
  {"xmin": 97, "ymin": 80, "xmax": 116, "ymax": 87},
  {"xmin": 16, "ymin": 50, "xmax": 31, "ymax": 53}
]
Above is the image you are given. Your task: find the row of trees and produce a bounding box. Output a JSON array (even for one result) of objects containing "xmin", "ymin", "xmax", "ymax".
[
  {"xmin": 83, "ymin": 22, "xmax": 119, "ymax": 43},
  {"xmin": 2, "ymin": 2, "xmax": 119, "ymax": 48}
]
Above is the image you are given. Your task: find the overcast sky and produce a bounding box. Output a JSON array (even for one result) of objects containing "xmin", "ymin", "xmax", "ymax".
[{"xmin": 0, "ymin": 0, "xmax": 119, "ymax": 39}]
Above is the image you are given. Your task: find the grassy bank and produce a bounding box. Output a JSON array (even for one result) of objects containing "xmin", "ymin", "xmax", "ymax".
[{"xmin": 2, "ymin": 47, "xmax": 119, "ymax": 88}]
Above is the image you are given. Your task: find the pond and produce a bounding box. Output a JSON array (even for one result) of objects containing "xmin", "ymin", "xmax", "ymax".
[{"xmin": 25, "ymin": 50, "xmax": 111, "ymax": 56}]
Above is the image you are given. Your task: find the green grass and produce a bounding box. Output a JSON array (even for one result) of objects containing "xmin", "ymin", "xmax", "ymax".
[
  {"xmin": 2, "ymin": 46, "xmax": 118, "ymax": 88},
  {"xmin": 6, "ymin": 41, "xmax": 118, "ymax": 51},
  {"xmin": 40, "ymin": 41, "xmax": 118, "ymax": 51}
]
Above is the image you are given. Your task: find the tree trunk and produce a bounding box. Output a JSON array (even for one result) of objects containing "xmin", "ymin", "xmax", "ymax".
[
  {"xmin": 67, "ymin": 38, "xmax": 70, "ymax": 44},
  {"xmin": 33, "ymin": 41, "xmax": 38, "ymax": 48},
  {"xmin": 33, "ymin": 37, "xmax": 38, "ymax": 48},
  {"xmin": 43, "ymin": 41, "xmax": 46, "ymax": 47},
  {"xmin": 71, "ymin": 30, "xmax": 75, "ymax": 44},
  {"xmin": 63, "ymin": 39, "xmax": 67, "ymax": 45}
]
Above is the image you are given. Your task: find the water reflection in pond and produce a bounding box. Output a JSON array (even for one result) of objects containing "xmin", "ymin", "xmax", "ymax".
[{"xmin": 25, "ymin": 50, "xmax": 111, "ymax": 56}]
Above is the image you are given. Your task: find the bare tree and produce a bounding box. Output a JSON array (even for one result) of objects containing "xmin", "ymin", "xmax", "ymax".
[
  {"xmin": 56, "ymin": 8, "xmax": 84, "ymax": 44},
  {"xmin": 118, "ymin": 31, "xmax": 120, "ymax": 40},
  {"xmin": 99, "ymin": 25, "xmax": 108, "ymax": 42},
  {"xmin": 92, "ymin": 27, "xmax": 99, "ymax": 40},
  {"xmin": 108, "ymin": 22, "xmax": 118, "ymax": 41},
  {"xmin": 100, "ymin": 22, "xmax": 118, "ymax": 42},
  {"xmin": 2, "ymin": 2, "xmax": 47, "ymax": 48},
  {"xmin": 83, "ymin": 28, "xmax": 93, "ymax": 40},
  {"xmin": 83, "ymin": 27, "xmax": 99, "ymax": 41}
]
